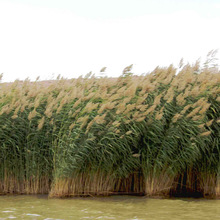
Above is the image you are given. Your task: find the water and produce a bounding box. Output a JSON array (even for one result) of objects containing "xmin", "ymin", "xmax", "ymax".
[{"xmin": 0, "ymin": 195, "xmax": 219, "ymax": 220}]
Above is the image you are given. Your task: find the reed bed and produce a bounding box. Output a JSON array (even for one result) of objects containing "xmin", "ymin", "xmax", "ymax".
[{"xmin": 0, "ymin": 62, "xmax": 219, "ymax": 198}]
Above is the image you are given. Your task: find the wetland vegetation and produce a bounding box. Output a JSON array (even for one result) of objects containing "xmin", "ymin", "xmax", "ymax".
[{"xmin": 0, "ymin": 60, "xmax": 219, "ymax": 198}]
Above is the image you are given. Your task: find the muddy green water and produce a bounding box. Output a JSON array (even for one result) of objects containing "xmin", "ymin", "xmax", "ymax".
[{"xmin": 0, "ymin": 195, "xmax": 219, "ymax": 220}]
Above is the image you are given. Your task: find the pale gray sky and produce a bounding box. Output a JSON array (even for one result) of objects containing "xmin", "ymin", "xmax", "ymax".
[{"xmin": 0, "ymin": 0, "xmax": 220, "ymax": 82}]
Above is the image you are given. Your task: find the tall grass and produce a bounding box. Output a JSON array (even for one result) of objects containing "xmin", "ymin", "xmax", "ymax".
[{"xmin": 0, "ymin": 62, "xmax": 219, "ymax": 197}]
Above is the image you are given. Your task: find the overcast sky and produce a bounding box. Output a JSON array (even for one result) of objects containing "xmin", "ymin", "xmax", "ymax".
[{"xmin": 0, "ymin": 0, "xmax": 220, "ymax": 82}]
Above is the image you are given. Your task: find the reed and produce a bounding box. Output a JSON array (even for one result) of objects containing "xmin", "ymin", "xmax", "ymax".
[{"xmin": 0, "ymin": 61, "xmax": 219, "ymax": 198}]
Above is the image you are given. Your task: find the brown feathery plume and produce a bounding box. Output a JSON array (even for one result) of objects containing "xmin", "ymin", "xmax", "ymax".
[
  {"xmin": 206, "ymin": 119, "xmax": 214, "ymax": 127},
  {"xmin": 38, "ymin": 116, "xmax": 45, "ymax": 130},
  {"xmin": 198, "ymin": 103, "xmax": 211, "ymax": 115},
  {"xmin": 27, "ymin": 89, "xmax": 38, "ymax": 99},
  {"xmin": 115, "ymin": 129, "xmax": 121, "ymax": 134},
  {"xmin": 164, "ymin": 66, "xmax": 176, "ymax": 85},
  {"xmin": 46, "ymin": 94, "xmax": 54, "ymax": 105},
  {"xmin": 97, "ymin": 104, "xmax": 106, "ymax": 114},
  {"xmin": 124, "ymin": 83, "xmax": 137, "ymax": 97},
  {"xmin": 13, "ymin": 100, "xmax": 21, "ymax": 108},
  {"xmin": 83, "ymin": 92, "xmax": 95, "ymax": 101},
  {"xmin": 20, "ymin": 100, "xmax": 29, "ymax": 112},
  {"xmin": 45, "ymin": 107, "xmax": 53, "ymax": 118},
  {"xmin": 28, "ymin": 102, "xmax": 34, "ymax": 109},
  {"xmin": 85, "ymin": 120, "xmax": 94, "ymax": 133},
  {"xmin": 117, "ymin": 86, "xmax": 127, "ymax": 95},
  {"xmin": 153, "ymin": 94, "xmax": 162, "ymax": 106},
  {"xmin": 190, "ymin": 86, "xmax": 200, "ymax": 97},
  {"xmin": 4, "ymin": 104, "xmax": 13, "ymax": 115},
  {"xmin": 167, "ymin": 94, "xmax": 174, "ymax": 103},
  {"xmin": 192, "ymin": 98, "xmax": 206, "ymax": 108},
  {"xmin": 79, "ymin": 115, "xmax": 90, "ymax": 129},
  {"xmin": 28, "ymin": 109, "xmax": 37, "ymax": 121},
  {"xmin": 94, "ymin": 113, "xmax": 106, "ymax": 124},
  {"xmin": 136, "ymin": 104, "xmax": 148, "ymax": 112},
  {"xmin": 132, "ymin": 111, "xmax": 141, "ymax": 120},
  {"xmin": 143, "ymin": 83, "xmax": 156, "ymax": 93},
  {"xmin": 123, "ymin": 97, "xmax": 132, "ymax": 104},
  {"xmin": 112, "ymin": 121, "xmax": 121, "ymax": 127},
  {"xmin": 159, "ymin": 106, "xmax": 164, "ymax": 113},
  {"xmin": 116, "ymin": 103, "xmax": 126, "ymax": 114},
  {"xmin": 144, "ymin": 104, "xmax": 157, "ymax": 115},
  {"xmin": 183, "ymin": 85, "xmax": 192, "ymax": 98},
  {"xmin": 186, "ymin": 106, "xmax": 201, "ymax": 118},
  {"xmin": 125, "ymin": 131, "xmax": 132, "ymax": 135},
  {"xmin": 68, "ymin": 110, "xmax": 73, "ymax": 116},
  {"xmin": 56, "ymin": 95, "xmax": 69, "ymax": 114},
  {"xmin": 49, "ymin": 119, "xmax": 54, "ymax": 125},
  {"xmin": 109, "ymin": 93, "xmax": 120, "ymax": 102},
  {"xmin": 180, "ymin": 104, "xmax": 191, "ymax": 115},
  {"xmin": 198, "ymin": 123, "xmax": 205, "ymax": 129},
  {"xmin": 136, "ymin": 96, "xmax": 147, "ymax": 105},
  {"xmin": 124, "ymin": 119, "xmax": 131, "ymax": 124},
  {"xmin": 11, "ymin": 115, "xmax": 18, "ymax": 119},
  {"xmin": 200, "ymin": 131, "xmax": 211, "ymax": 136},
  {"xmin": 164, "ymin": 87, "xmax": 174, "ymax": 100},
  {"xmin": 192, "ymin": 115, "xmax": 204, "ymax": 121},
  {"xmin": 155, "ymin": 111, "xmax": 163, "ymax": 120},
  {"xmin": 122, "ymin": 64, "xmax": 133, "ymax": 75},
  {"xmin": 72, "ymin": 109, "xmax": 81, "ymax": 118},
  {"xmin": 176, "ymin": 93, "xmax": 186, "ymax": 106},
  {"xmin": 73, "ymin": 99, "xmax": 81, "ymax": 108},
  {"xmin": 85, "ymin": 102, "xmax": 99, "ymax": 113},
  {"xmin": 34, "ymin": 98, "xmax": 41, "ymax": 109},
  {"xmin": 135, "ymin": 116, "xmax": 145, "ymax": 122},
  {"xmin": 172, "ymin": 113, "xmax": 182, "ymax": 123},
  {"xmin": 124, "ymin": 104, "xmax": 136, "ymax": 114},
  {"xmin": 105, "ymin": 102, "xmax": 116, "ymax": 110},
  {"xmin": 14, "ymin": 105, "xmax": 21, "ymax": 115}
]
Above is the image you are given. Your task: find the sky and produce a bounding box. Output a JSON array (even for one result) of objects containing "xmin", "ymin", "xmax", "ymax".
[{"xmin": 0, "ymin": 0, "xmax": 220, "ymax": 82}]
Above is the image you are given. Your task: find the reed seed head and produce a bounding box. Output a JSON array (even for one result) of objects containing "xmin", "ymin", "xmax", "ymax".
[{"xmin": 38, "ymin": 116, "xmax": 45, "ymax": 130}]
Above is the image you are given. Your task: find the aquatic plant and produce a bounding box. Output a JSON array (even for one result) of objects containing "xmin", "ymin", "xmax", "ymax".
[{"xmin": 0, "ymin": 61, "xmax": 219, "ymax": 198}]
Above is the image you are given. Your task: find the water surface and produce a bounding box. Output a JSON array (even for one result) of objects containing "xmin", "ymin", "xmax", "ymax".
[{"xmin": 0, "ymin": 195, "xmax": 219, "ymax": 220}]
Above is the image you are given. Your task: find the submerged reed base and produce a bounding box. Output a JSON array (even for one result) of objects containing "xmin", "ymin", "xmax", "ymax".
[
  {"xmin": 49, "ymin": 170, "xmax": 220, "ymax": 198},
  {"xmin": 145, "ymin": 172, "xmax": 174, "ymax": 197},
  {"xmin": 0, "ymin": 174, "xmax": 50, "ymax": 194},
  {"xmin": 50, "ymin": 173, "xmax": 116, "ymax": 197},
  {"xmin": 0, "ymin": 171, "xmax": 220, "ymax": 198}
]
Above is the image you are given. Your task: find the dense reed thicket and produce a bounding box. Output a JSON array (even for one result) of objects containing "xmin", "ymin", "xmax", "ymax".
[{"xmin": 0, "ymin": 62, "xmax": 219, "ymax": 198}]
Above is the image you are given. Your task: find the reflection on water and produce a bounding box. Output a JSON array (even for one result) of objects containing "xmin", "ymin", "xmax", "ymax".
[{"xmin": 0, "ymin": 195, "xmax": 219, "ymax": 220}]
